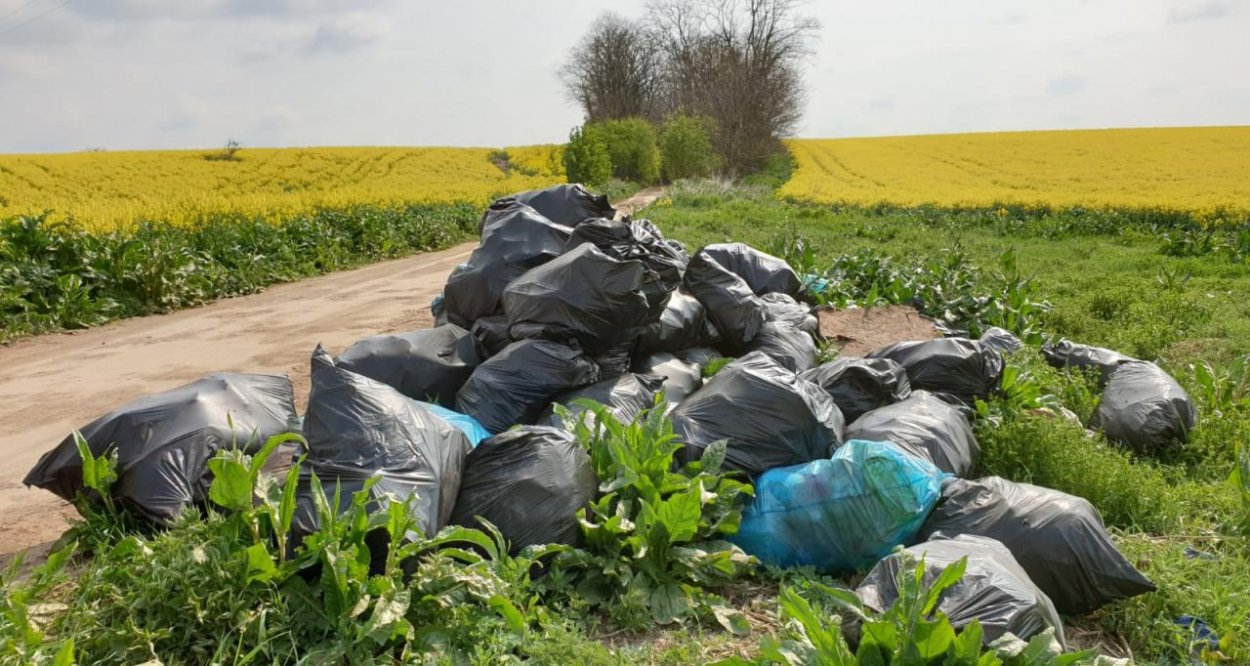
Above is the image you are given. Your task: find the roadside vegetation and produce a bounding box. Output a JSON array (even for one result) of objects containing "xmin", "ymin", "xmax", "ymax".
[{"xmin": 0, "ymin": 204, "xmax": 477, "ymax": 342}]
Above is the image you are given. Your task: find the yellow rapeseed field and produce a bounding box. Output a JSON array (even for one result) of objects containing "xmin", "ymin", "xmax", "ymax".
[
  {"xmin": 780, "ymin": 127, "xmax": 1250, "ymax": 216},
  {"xmin": 0, "ymin": 146, "xmax": 563, "ymax": 231}
]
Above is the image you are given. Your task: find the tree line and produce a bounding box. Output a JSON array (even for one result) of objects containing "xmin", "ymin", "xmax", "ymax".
[{"xmin": 560, "ymin": 0, "xmax": 818, "ymax": 180}]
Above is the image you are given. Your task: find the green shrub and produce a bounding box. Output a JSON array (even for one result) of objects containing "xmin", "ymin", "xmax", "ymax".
[
  {"xmin": 659, "ymin": 115, "xmax": 720, "ymax": 181},
  {"xmin": 563, "ymin": 124, "xmax": 612, "ymax": 187},
  {"xmin": 595, "ymin": 117, "xmax": 661, "ymax": 185}
]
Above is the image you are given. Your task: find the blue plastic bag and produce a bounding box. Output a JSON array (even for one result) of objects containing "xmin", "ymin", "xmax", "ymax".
[
  {"xmin": 419, "ymin": 401, "xmax": 491, "ymax": 447},
  {"xmin": 732, "ymin": 439, "xmax": 946, "ymax": 572}
]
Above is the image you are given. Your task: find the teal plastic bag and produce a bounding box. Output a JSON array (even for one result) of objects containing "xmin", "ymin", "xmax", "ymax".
[
  {"xmin": 732, "ymin": 439, "xmax": 946, "ymax": 572},
  {"xmin": 419, "ymin": 401, "xmax": 491, "ymax": 448}
]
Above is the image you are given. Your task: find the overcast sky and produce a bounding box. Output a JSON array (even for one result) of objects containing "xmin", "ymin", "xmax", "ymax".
[{"xmin": 0, "ymin": 0, "xmax": 1246, "ymax": 153}]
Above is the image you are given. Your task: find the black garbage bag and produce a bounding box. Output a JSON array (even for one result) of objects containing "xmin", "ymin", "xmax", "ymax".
[
  {"xmin": 698, "ymin": 243, "xmax": 802, "ymax": 298},
  {"xmin": 566, "ymin": 217, "xmax": 688, "ymax": 315},
  {"xmin": 761, "ymin": 292, "xmax": 818, "ymax": 335},
  {"xmin": 675, "ymin": 346, "xmax": 723, "ymax": 370},
  {"xmin": 919, "ymin": 476, "xmax": 1156, "ymax": 614},
  {"xmin": 24, "ymin": 373, "xmax": 297, "ymax": 525},
  {"xmin": 503, "ymin": 243, "xmax": 651, "ymax": 353},
  {"xmin": 638, "ymin": 290, "xmax": 722, "ymax": 353},
  {"xmin": 845, "ymin": 390, "xmax": 979, "ymax": 477},
  {"xmin": 449, "ymin": 426, "xmax": 597, "ymax": 553},
  {"xmin": 455, "ymin": 339, "xmax": 600, "ymax": 434},
  {"xmin": 867, "ymin": 338, "xmax": 1004, "ymax": 405},
  {"xmin": 1042, "ymin": 339, "xmax": 1137, "ymax": 387},
  {"xmin": 684, "ymin": 249, "xmax": 768, "ymax": 350},
  {"xmin": 979, "ymin": 326, "xmax": 1024, "ymax": 354},
  {"xmin": 293, "ymin": 347, "xmax": 471, "ymax": 550},
  {"xmin": 540, "ymin": 373, "xmax": 663, "ymax": 429},
  {"xmin": 632, "ymin": 352, "xmax": 703, "ymax": 406},
  {"xmin": 801, "ymin": 357, "xmax": 912, "ymax": 423},
  {"xmin": 1090, "ymin": 361, "xmax": 1196, "ymax": 453},
  {"xmin": 856, "ymin": 534, "xmax": 1065, "ymax": 647},
  {"xmin": 335, "ymin": 325, "xmax": 480, "ymax": 408},
  {"xmin": 431, "ymin": 292, "xmax": 449, "ymax": 327},
  {"xmin": 590, "ymin": 328, "xmax": 643, "ymax": 380},
  {"xmin": 671, "ymin": 352, "xmax": 844, "ymax": 475},
  {"xmin": 443, "ymin": 201, "xmax": 571, "ymax": 328},
  {"xmin": 496, "ymin": 183, "xmax": 615, "ymax": 227},
  {"xmin": 745, "ymin": 322, "xmax": 817, "ymax": 373},
  {"xmin": 470, "ymin": 315, "xmax": 512, "ymax": 358}
]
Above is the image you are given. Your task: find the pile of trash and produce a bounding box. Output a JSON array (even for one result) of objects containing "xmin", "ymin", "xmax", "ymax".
[{"xmin": 25, "ymin": 183, "xmax": 1193, "ymax": 647}]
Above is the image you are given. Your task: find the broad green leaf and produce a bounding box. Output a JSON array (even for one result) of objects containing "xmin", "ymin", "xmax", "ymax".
[
  {"xmin": 277, "ymin": 455, "xmax": 303, "ymax": 537},
  {"xmin": 811, "ymin": 582, "xmax": 869, "ymax": 622},
  {"xmin": 648, "ymin": 581, "xmax": 690, "ymax": 624},
  {"xmin": 73, "ymin": 431, "xmax": 117, "ymax": 495},
  {"xmin": 651, "ymin": 484, "xmax": 702, "ymax": 544},
  {"xmin": 244, "ymin": 542, "xmax": 279, "ymax": 583},
  {"xmin": 207, "ymin": 452, "xmax": 253, "ymax": 513},
  {"xmin": 712, "ymin": 605, "xmax": 751, "ymax": 636},
  {"xmin": 924, "ymin": 556, "xmax": 967, "ymax": 615},
  {"xmin": 948, "ymin": 619, "xmax": 985, "ymax": 665},
  {"xmin": 362, "ymin": 588, "xmax": 412, "ymax": 645},
  {"xmin": 489, "ymin": 594, "xmax": 527, "ymax": 634},
  {"xmin": 699, "ymin": 438, "xmax": 729, "ymax": 475},
  {"xmin": 910, "ymin": 618, "xmax": 956, "ymax": 660}
]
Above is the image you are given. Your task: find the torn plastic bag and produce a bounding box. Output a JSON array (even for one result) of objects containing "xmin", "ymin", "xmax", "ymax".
[
  {"xmin": 495, "ymin": 183, "xmax": 615, "ymax": 228},
  {"xmin": 540, "ymin": 373, "xmax": 663, "ymax": 429},
  {"xmin": 697, "ymin": 243, "xmax": 802, "ymax": 298},
  {"xmin": 845, "ymin": 391, "xmax": 979, "ymax": 477},
  {"xmin": 418, "ymin": 402, "xmax": 491, "ymax": 448},
  {"xmin": 856, "ymin": 535, "xmax": 1065, "ymax": 647},
  {"xmin": 565, "ymin": 217, "xmax": 688, "ymax": 315},
  {"xmin": 638, "ymin": 290, "xmax": 721, "ymax": 353},
  {"xmin": 455, "ymin": 339, "xmax": 600, "ymax": 434},
  {"xmin": 293, "ymin": 347, "xmax": 471, "ymax": 551},
  {"xmin": 867, "ymin": 338, "xmax": 1004, "ymax": 406},
  {"xmin": 1042, "ymin": 339, "xmax": 1137, "ymax": 388},
  {"xmin": 731, "ymin": 439, "xmax": 944, "ymax": 572},
  {"xmin": 671, "ymin": 352, "xmax": 844, "ymax": 476},
  {"xmin": 24, "ymin": 373, "xmax": 297, "ymax": 525},
  {"xmin": 1090, "ymin": 360, "xmax": 1196, "ymax": 453},
  {"xmin": 503, "ymin": 243, "xmax": 651, "ymax": 355},
  {"xmin": 470, "ymin": 315, "xmax": 512, "ymax": 358},
  {"xmin": 443, "ymin": 201, "xmax": 571, "ymax": 328},
  {"xmin": 801, "ymin": 357, "xmax": 912, "ymax": 423},
  {"xmin": 979, "ymin": 326, "xmax": 1024, "ymax": 354},
  {"xmin": 450, "ymin": 426, "xmax": 597, "ymax": 553},
  {"xmin": 919, "ymin": 477, "xmax": 1156, "ymax": 614},
  {"xmin": 684, "ymin": 249, "xmax": 768, "ymax": 350},
  {"xmin": 744, "ymin": 322, "xmax": 817, "ymax": 373},
  {"xmin": 633, "ymin": 352, "xmax": 702, "ymax": 407},
  {"xmin": 761, "ymin": 292, "xmax": 817, "ymax": 335},
  {"xmin": 335, "ymin": 325, "xmax": 480, "ymax": 408}
]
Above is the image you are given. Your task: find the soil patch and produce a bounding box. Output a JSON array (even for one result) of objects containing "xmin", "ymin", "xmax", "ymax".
[{"xmin": 817, "ymin": 305, "xmax": 941, "ymax": 357}]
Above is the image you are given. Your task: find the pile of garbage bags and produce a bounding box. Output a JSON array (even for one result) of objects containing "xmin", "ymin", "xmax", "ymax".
[{"xmin": 27, "ymin": 184, "xmax": 1182, "ymax": 649}]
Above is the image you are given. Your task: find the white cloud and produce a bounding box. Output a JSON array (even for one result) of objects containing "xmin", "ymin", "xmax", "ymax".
[
  {"xmin": 306, "ymin": 13, "xmax": 387, "ymax": 54},
  {"xmin": 0, "ymin": 0, "xmax": 1245, "ymax": 152}
]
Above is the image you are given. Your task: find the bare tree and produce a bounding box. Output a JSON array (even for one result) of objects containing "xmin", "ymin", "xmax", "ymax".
[
  {"xmin": 560, "ymin": 13, "xmax": 666, "ymax": 123},
  {"xmin": 647, "ymin": 0, "xmax": 818, "ymax": 172}
]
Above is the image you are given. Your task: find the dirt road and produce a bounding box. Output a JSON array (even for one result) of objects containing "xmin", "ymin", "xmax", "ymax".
[{"xmin": 0, "ymin": 187, "xmax": 665, "ymax": 563}]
